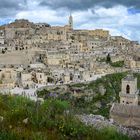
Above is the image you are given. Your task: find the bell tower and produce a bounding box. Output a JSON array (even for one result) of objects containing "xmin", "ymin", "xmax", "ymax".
[
  {"xmin": 69, "ymin": 13, "xmax": 73, "ymax": 29},
  {"xmin": 119, "ymin": 74, "xmax": 140, "ymax": 105}
]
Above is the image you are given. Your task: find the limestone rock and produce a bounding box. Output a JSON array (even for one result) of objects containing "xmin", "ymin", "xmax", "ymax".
[
  {"xmin": 76, "ymin": 114, "xmax": 140, "ymax": 139},
  {"xmin": 23, "ymin": 118, "xmax": 28, "ymax": 124},
  {"xmin": 99, "ymin": 85, "xmax": 106, "ymax": 96},
  {"xmin": 95, "ymin": 101, "xmax": 102, "ymax": 108},
  {"xmin": 9, "ymin": 125, "xmax": 12, "ymax": 129},
  {"xmin": 0, "ymin": 116, "xmax": 4, "ymax": 122}
]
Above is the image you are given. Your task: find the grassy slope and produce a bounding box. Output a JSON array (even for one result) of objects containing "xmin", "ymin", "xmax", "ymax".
[{"xmin": 0, "ymin": 95, "xmax": 131, "ymax": 140}]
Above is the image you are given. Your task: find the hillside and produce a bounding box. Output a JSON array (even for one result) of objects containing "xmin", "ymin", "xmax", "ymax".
[
  {"xmin": 38, "ymin": 72, "xmax": 140, "ymax": 117},
  {"xmin": 0, "ymin": 95, "xmax": 130, "ymax": 140}
]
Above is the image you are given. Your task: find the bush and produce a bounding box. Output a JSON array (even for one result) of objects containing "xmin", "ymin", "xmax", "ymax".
[
  {"xmin": 0, "ymin": 131, "xmax": 20, "ymax": 140},
  {"xmin": 99, "ymin": 127, "xmax": 131, "ymax": 140},
  {"xmin": 110, "ymin": 61, "xmax": 124, "ymax": 67}
]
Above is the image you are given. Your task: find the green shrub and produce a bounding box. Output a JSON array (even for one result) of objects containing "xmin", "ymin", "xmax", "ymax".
[
  {"xmin": 99, "ymin": 127, "xmax": 131, "ymax": 140},
  {"xmin": 0, "ymin": 131, "xmax": 20, "ymax": 140},
  {"xmin": 110, "ymin": 61, "xmax": 124, "ymax": 67}
]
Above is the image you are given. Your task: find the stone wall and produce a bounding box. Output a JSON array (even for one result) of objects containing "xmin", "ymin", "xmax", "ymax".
[{"xmin": 110, "ymin": 103, "xmax": 140, "ymax": 128}]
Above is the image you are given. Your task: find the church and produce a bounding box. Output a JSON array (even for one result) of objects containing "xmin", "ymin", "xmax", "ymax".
[{"xmin": 110, "ymin": 74, "xmax": 140, "ymax": 128}]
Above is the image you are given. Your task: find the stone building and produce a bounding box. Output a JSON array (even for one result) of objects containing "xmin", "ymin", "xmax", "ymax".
[
  {"xmin": 119, "ymin": 74, "xmax": 140, "ymax": 105},
  {"xmin": 21, "ymin": 72, "xmax": 33, "ymax": 88},
  {"xmin": 0, "ymin": 30, "xmax": 5, "ymax": 45},
  {"xmin": 47, "ymin": 51, "xmax": 69, "ymax": 66},
  {"xmin": 35, "ymin": 72, "xmax": 47, "ymax": 85},
  {"xmin": 0, "ymin": 68, "xmax": 17, "ymax": 85},
  {"xmin": 125, "ymin": 56, "xmax": 140, "ymax": 69},
  {"xmin": 110, "ymin": 74, "xmax": 140, "ymax": 128},
  {"xmin": 88, "ymin": 29, "xmax": 110, "ymax": 39}
]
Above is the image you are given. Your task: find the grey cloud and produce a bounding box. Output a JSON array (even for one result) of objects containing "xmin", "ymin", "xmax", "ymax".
[
  {"xmin": 0, "ymin": 0, "xmax": 140, "ymax": 18},
  {"xmin": 40, "ymin": 0, "xmax": 103, "ymax": 10},
  {"xmin": 39, "ymin": 0, "xmax": 140, "ymax": 10},
  {"xmin": 0, "ymin": 0, "xmax": 27, "ymax": 17}
]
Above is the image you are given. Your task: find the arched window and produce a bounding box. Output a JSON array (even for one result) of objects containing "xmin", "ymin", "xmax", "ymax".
[{"xmin": 126, "ymin": 85, "xmax": 130, "ymax": 94}]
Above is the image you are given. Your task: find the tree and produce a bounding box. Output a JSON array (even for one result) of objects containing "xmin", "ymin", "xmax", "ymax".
[
  {"xmin": 2, "ymin": 49, "xmax": 5, "ymax": 54},
  {"xmin": 70, "ymin": 36, "xmax": 75, "ymax": 40},
  {"xmin": 106, "ymin": 53, "xmax": 111, "ymax": 63},
  {"xmin": 15, "ymin": 47, "xmax": 18, "ymax": 50}
]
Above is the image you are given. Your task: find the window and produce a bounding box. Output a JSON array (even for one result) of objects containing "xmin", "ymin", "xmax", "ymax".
[{"xmin": 126, "ymin": 85, "xmax": 130, "ymax": 94}]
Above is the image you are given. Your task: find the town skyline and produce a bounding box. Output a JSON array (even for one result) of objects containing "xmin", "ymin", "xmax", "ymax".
[{"xmin": 0, "ymin": 0, "xmax": 140, "ymax": 42}]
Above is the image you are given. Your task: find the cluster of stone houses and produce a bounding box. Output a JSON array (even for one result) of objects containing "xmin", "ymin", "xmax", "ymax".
[{"xmin": 0, "ymin": 15, "xmax": 139, "ymax": 91}]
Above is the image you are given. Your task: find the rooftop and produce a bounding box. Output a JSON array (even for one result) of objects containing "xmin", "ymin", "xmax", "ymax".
[{"xmin": 123, "ymin": 74, "xmax": 136, "ymax": 81}]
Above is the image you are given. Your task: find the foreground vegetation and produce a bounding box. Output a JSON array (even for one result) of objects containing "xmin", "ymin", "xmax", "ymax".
[{"xmin": 0, "ymin": 95, "xmax": 131, "ymax": 140}]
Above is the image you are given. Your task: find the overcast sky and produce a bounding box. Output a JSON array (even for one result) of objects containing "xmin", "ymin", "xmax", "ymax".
[{"xmin": 0, "ymin": 0, "xmax": 140, "ymax": 42}]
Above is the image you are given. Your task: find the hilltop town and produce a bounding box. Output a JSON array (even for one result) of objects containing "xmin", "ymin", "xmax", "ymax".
[{"xmin": 0, "ymin": 15, "xmax": 140, "ymax": 100}]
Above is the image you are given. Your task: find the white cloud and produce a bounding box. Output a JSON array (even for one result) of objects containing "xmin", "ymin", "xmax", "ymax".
[
  {"xmin": 15, "ymin": 5, "xmax": 69, "ymax": 25},
  {"xmin": 74, "ymin": 6, "xmax": 140, "ymax": 41},
  {"xmin": 14, "ymin": 3, "xmax": 140, "ymax": 42}
]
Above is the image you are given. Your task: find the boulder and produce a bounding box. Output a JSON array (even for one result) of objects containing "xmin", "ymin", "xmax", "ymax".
[{"xmin": 23, "ymin": 118, "xmax": 28, "ymax": 124}]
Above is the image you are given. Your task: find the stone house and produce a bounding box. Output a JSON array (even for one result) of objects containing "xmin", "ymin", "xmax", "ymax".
[
  {"xmin": 21, "ymin": 72, "xmax": 33, "ymax": 88},
  {"xmin": 0, "ymin": 68, "xmax": 17, "ymax": 87}
]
